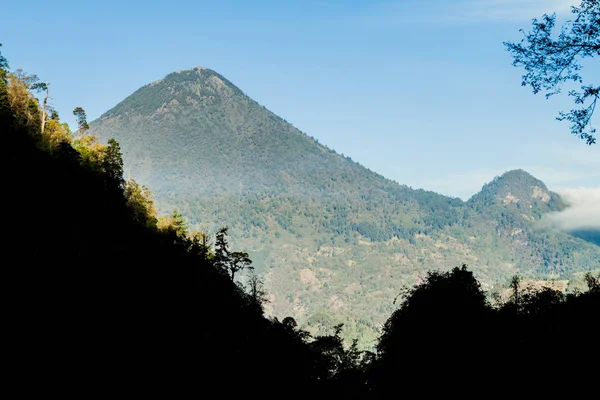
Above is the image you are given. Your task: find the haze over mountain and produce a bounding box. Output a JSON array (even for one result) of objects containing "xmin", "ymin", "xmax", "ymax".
[{"xmin": 90, "ymin": 67, "xmax": 600, "ymax": 343}]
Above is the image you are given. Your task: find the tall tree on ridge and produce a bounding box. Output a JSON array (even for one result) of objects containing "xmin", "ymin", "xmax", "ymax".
[{"xmin": 73, "ymin": 106, "xmax": 89, "ymax": 137}]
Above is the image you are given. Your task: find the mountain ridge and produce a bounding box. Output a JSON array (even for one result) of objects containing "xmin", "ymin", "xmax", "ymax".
[
  {"xmin": 89, "ymin": 67, "xmax": 599, "ymax": 344},
  {"xmin": 95, "ymin": 66, "xmax": 410, "ymax": 196}
]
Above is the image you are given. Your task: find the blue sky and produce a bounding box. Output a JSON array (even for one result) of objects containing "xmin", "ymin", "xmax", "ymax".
[{"xmin": 1, "ymin": 0, "xmax": 598, "ymax": 199}]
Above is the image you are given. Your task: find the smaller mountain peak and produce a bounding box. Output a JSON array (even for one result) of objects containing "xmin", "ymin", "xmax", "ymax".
[
  {"xmin": 171, "ymin": 66, "xmax": 215, "ymax": 75},
  {"xmin": 500, "ymin": 169, "xmax": 542, "ymax": 184},
  {"xmin": 469, "ymin": 169, "xmax": 561, "ymax": 211},
  {"xmin": 188, "ymin": 66, "xmax": 215, "ymax": 74},
  {"xmin": 501, "ymin": 169, "xmax": 530, "ymax": 177}
]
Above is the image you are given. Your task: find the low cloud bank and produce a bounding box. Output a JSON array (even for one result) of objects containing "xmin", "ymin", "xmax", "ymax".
[{"xmin": 544, "ymin": 188, "xmax": 600, "ymax": 231}]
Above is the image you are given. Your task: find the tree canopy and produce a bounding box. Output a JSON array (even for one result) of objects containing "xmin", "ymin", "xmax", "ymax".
[{"xmin": 505, "ymin": 0, "xmax": 599, "ymax": 144}]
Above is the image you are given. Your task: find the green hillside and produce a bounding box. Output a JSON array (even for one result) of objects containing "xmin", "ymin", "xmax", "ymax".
[{"xmin": 90, "ymin": 67, "xmax": 600, "ymax": 344}]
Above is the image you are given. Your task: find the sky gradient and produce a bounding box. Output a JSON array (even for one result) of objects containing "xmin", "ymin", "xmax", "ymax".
[{"xmin": 1, "ymin": 0, "xmax": 598, "ymax": 199}]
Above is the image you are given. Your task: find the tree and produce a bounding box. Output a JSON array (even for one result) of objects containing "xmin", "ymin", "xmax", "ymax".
[
  {"xmin": 13, "ymin": 69, "xmax": 49, "ymax": 133},
  {"xmin": 38, "ymin": 82, "xmax": 50, "ymax": 134},
  {"xmin": 213, "ymin": 227, "xmax": 230, "ymax": 272},
  {"xmin": 584, "ymin": 272, "xmax": 600, "ymax": 292},
  {"xmin": 213, "ymin": 227, "xmax": 253, "ymax": 281},
  {"xmin": 0, "ymin": 44, "xmax": 11, "ymax": 129},
  {"xmin": 170, "ymin": 210, "xmax": 189, "ymax": 237},
  {"xmin": 102, "ymin": 138, "xmax": 124, "ymax": 188},
  {"xmin": 50, "ymin": 109, "xmax": 59, "ymax": 121},
  {"xmin": 509, "ymin": 274, "xmax": 521, "ymax": 303},
  {"xmin": 7, "ymin": 73, "xmax": 42, "ymax": 134},
  {"xmin": 0, "ymin": 43, "xmax": 9, "ymax": 77},
  {"xmin": 246, "ymin": 270, "xmax": 268, "ymax": 306},
  {"xmin": 124, "ymin": 179, "xmax": 158, "ymax": 227},
  {"xmin": 374, "ymin": 265, "xmax": 490, "ymax": 393},
  {"xmin": 228, "ymin": 251, "xmax": 253, "ymax": 282},
  {"xmin": 42, "ymin": 119, "xmax": 72, "ymax": 150},
  {"xmin": 73, "ymin": 106, "xmax": 89, "ymax": 136},
  {"xmin": 505, "ymin": 0, "xmax": 599, "ymax": 145},
  {"xmin": 189, "ymin": 230, "xmax": 211, "ymax": 260}
]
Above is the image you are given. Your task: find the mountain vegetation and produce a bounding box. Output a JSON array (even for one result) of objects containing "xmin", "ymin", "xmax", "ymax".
[
  {"xmin": 89, "ymin": 67, "xmax": 600, "ymax": 345},
  {"xmin": 0, "ymin": 45, "xmax": 369, "ymax": 396},
  {"xmin": 2, "ymin": 44, "xmax": 598, "ymax": 396}
]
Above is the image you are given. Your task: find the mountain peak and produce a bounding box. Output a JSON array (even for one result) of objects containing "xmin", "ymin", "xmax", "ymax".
[
  {"xmin": 88, "ymin": 68, "xmax": 598, "ymax": 342},
  {"xmin": 99, "ymin": 66, "xmax": 243, "ymax": 120},
  {"xmin": 469, "ymin": 169, "xmax": 562, "ymax": 211},
  {"xmin": 499, "ymin": 169, "xmax": 547, "ymax": 189}
]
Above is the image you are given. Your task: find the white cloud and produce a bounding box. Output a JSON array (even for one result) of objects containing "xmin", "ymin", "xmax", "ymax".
[{"xmin": 544, "ymin": 187, "xmax": 600, "ymax": 230}]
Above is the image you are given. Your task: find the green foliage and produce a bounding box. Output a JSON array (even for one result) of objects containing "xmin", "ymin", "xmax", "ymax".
[
  {"xmin": 73, "ymin": 106, "xmax": 89, "ymax": 135},
  {"xmin": 103, "ymin": 138, "xmax": 124, "ymax": 188},
  {"xmin": 125, "ymin": 179, "xmax": 158, "ymax": 227},
  {"xmin": 14, "ymin": 69, "xmax": 46, "ymax": 92},
  {"xmin": 166, "ymin": 209, "xmax": 189, "ymax": 237},
  {"xmin": 0, "ymin": 43, "xmax": 8, "ymax": 73},
  {"xmin": 7, "ymin": 73, "xmax": 42, "ymax": 136},
  {"xmin": 0, "ymin": 45, "xmax": 11, "ymax": 134}
]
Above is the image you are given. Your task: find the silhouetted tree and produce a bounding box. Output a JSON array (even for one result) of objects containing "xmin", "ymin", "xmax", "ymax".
[
  {"xmin": 584, "ymin": 271, "xmax": 600, "ymax": 291},
  {"xmin": 213, "ymin": 226, "xmax": 230, "ymax": 271},
  {"xmin": 374, "ymin": 265, "xmax": 491, "ymax": 395},
  {"xmin": 188, "ymin": 230, "xmax": 211, "ymax": 260},
  {"xmin": 102, "ymin": 138, "xmax": 124, "ymax": 188},
  {"xmin": 213, "ymin": 226, "xmax": 253, "ymax": 281},
  {"xmin": 505, "ymin": 0, "xmax": 599, "ymax": 144},
  {"xmin": 246, "ymin": 270, "xmax": 268, "ymax": 309},
  {"xmin": 228, "ymin": 251, "xmax": 252, "ymax": 281},
  {"xmin": 509, "ymin": 274, "xmax": 521, "ymax": 308}
]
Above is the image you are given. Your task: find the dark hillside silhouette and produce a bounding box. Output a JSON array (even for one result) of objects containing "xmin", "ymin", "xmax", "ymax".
[
  {"xmin": 0, "ymin": 49, "xmax": 366, "ymax": 396},
  {"xmin": 371, "ymin": 266, "xmax": 599, "ymax": 396},
  {"xmin": 1, "ymin": 44, "xmax": 598, "ymax": 397}
]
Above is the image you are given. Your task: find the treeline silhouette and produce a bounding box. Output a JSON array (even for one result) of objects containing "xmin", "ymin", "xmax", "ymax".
[
  {"xmin": 2, "ymin": 46, "xmax": 598, "ymax": 397},
  {"xmin": 0, "ymin": 46, "xmax": 370, "ymax": 397}
]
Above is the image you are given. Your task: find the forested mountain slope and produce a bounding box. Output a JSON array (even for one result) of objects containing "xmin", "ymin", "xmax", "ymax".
[
  {"xmin": 2, "ymin": 45, "xmax": 598, "ymax": 396},
  {"xmin": 0, "ymin": 54, "xmax": 370, "ymax": 397},
  {"xmin": 90, "ymin": 67, "xmax": 600, "ymax": 343}
]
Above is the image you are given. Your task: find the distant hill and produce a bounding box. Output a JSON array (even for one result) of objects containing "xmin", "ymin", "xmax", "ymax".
[{"xmin": 90, "ymin": 67, "xmax": 600, "ymax": 344}]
